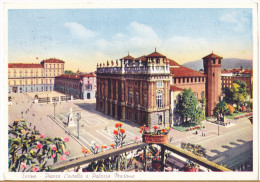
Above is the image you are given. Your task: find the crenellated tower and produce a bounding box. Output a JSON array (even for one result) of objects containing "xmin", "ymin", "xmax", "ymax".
[{"xmin": 203, "ymin": 52, "xmax": 223, "ymax": 116}]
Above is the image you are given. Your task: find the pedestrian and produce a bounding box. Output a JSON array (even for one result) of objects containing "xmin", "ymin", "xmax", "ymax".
[
  {"xmin": 204, "ymin": 133, "xmax": 206, "ymax": 137},
  {"xmin": 202, "ymin": 132, "xmax": 203, "ymax": 136}
]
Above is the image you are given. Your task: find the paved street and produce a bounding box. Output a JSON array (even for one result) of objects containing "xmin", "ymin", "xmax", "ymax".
[{"xmin": 8, "ymin": 92, "xmax": 253, "ymax": 170}]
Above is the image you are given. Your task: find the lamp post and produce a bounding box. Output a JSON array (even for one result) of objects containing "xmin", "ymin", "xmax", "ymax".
[
  {"xmin": 218, "ymin": 121, "xmax": 220, "ymax": 135},
  {"xmin": 47, "ymin": 94, "xmax": 49, "ymax": 104},
  {"xmin": 53, "ymin": 100, "xmax": 58, "ymax": 119},
  {"xmin": 77, "ymin": 112, "xmax": 81, "ymax": 139}
]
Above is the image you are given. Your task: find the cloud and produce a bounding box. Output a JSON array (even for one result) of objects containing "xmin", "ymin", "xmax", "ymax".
[
  {"xmin": 64, "ymin": 22, "xmax": 97, "ymax": 39},
  {"xmin": 127, "ymin": 21, "xmax": 158, "ymax": 39},
  {"xmin": 163, "ymin": 36, "xmax": 209, "ymax": 62},
  {"xmin": 218, "ymin": 11, "xmax": 250, "ymax": 32}
]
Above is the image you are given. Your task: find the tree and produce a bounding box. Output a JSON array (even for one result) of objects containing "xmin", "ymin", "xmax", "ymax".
[
  {"xmin": 213, "ymin": 100, "xmax": 228, "ymax": 121},
  {"xmin": 228, "ymin": 105, "xmax": 235, "ymax": 115},
  {"xmin": 175, "ymin": 89, "xmax": 204, "ymax": 123},
  {"xmin": 223, "ymin": 80, "xmax": 249, "ymax": 111},
  {"xmin": 8, "ymin": 119, "xmax": 69, "ymax": 172},
  {"xmin": 64, "ymin": 70, "xmax": 75, "ymax": 75}
]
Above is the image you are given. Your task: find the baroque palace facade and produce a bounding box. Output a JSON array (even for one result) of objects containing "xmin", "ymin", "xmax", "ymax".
[
  {"xmin": 96, "ymin": 50, "xmax": 171, "ymax": 127},
  {"xmin": 96, "ymin": 49, "xmax": 223, "ymax": 127},
  {"xmin": 8, "ymin": 58, "xmax": 65, "ymax": 93}
]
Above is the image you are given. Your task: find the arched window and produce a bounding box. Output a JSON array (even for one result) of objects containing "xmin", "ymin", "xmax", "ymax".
[{"xmin": 156, "ymin": 90, "xmax": 163, "ymax": 108}]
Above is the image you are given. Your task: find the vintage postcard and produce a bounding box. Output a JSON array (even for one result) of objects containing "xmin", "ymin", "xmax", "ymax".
[{"xmin": 1, "ymin": 1, "xmax": 259, "ymax": 180}]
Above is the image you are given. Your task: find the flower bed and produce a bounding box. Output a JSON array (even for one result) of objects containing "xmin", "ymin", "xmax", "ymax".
[
  {"xmin": 186, "ymin": 125, "xmax": 201, "ymax": 131},
  {"xmin": 234, "ymin": 112, "xmax": 253, "ymax": 119}
]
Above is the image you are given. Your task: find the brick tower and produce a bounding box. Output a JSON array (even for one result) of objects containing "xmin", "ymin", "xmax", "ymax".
[{"xmin": 203, "ymin": 52, "xmax": 223, "ymax": 116}]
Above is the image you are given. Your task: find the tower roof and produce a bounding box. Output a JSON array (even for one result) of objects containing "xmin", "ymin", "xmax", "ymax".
[
  {"xmin": 146, "ymin": 48, "xmax": 166, "ymax": 58},
  {"xmin": 203, "ymin": 53, "xmax": 223, "ymax": 59},
  {"xmin": 120, "ymin": 54, "xmax": 135, "ymax": 60}
]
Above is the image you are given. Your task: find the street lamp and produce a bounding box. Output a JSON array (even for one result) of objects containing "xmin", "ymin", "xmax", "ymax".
[
  {"xmin": 218, "ymin": 121, "xmax": 220, "ymax": 135},
  {"xmin": 76, "ymin": 112, "xmax": 81, "ymax": 139},
  {"xmin": 47, "ymin": 94, "xmax": 49, "ymax": 104},
  {"xmin": 53, "ymin": 100, "xmax": 58, "ymax": 119}
]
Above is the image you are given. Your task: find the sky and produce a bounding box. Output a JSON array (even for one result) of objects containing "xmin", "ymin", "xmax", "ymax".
[{"xmin": 8, "ymin": 8, "xmax": 253, "ymax": 72}]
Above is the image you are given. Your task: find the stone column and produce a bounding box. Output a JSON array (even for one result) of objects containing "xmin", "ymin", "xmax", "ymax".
[
  {"xmin": 116, "ymin": 79, "xmax": 118, "ymax": 100},
  {"xmin": 148, "ymin": 81, "xmax": 152, "ymax": 109},
  {"xmin": 121, "ymin": 80, "xmax": 125, "ymax": 102},
  {"xmin": 115, "ymin": 104, "xmax": 118, "ymax": 119},
  {"xmin": 121, "ymin": 106, "xmax": 126, "ymax": 121}
]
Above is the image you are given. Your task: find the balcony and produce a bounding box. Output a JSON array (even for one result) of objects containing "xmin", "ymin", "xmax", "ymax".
[{"xmin": 52, "ymin": 142, "xmax": 231, "ymax": 172}]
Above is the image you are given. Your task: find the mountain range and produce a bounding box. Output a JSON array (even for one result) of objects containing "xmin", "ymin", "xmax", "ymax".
[{"xmin": 182, "ymin": 58, "xmax": 252, "ymax": 71}]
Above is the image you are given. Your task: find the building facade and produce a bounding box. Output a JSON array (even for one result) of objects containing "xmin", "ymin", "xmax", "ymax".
[
  {"xmin": 54, "ymin": 73, "xmax": 96, "ymax": 99},
  {"xmin": 8, "ymin": 58, "xmax": 65, "ymax": 93},
  {"xmin": 221, "ymin": 68, "xmax": 252, "ymax": 97},
  {"xmin": 96, "ymin": 50, "xmax": 171, "ymax": 128}
]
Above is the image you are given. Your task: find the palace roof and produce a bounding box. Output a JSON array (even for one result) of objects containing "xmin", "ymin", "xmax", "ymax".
[
  {"xmin": 170, "ymin": 65, "xmax": 206, "ymax": 77},
  {"xmin": 168, "ymin": 59, "xmax": 180, "ymax": 66},
  {"xmin": 8, "ymin": 63, "xmax": 43, "ymax": 68},
  {"xmin": 41, "ymin": 58, "xmax": 65, "ymax": 63},
  {"xmin": 170, "ymin": 85, "xmax": 183, "ymax": 92}
]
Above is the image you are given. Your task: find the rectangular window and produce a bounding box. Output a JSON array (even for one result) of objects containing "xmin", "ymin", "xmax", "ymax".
[
  {"xmin": 157, "ymin": 81, "xmax": 163, "ymax": 87},
  {"xmin": 174, "ymin": 78, "xmax": 176, "ymax": 84},
  {"xmin": 129, "ymin": 91, "xmax": 133, "ymax": 104},
  {"xmin": 195, "ymin": 77, "xmax": 197, "ymax": 82},
  {"xmin": 191, "ymin": 78, "xmax": 193, "ymax": 82},
  {"xmin": 187, "ymin": 78, "xmax": 189, "ymax": 83},
  {"xmin": 156, "ymin": 90, "xmax": 163, "ymax": 108},
  {"xmin": 158, "ymin": 115, "xmax": 162, "ymax": 125},
  {"xmin": 202, "ymin": 77, "xmax": 205, "ymax": 82},
  {"xmin": 218, "ymin": 59, "xmax": 221, "ymax": 64},
  {"xmin": 183, "ymin": 78, "xmax": 185, "ymax": 83}
]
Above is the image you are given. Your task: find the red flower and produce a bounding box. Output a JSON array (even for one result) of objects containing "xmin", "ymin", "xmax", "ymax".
[
  {"xmin": 162, "ymin": 129, "xmax": 166, "ymax": 133},
  {"xmin": 113, "ymin": 130, "xmax": 118, "ymax": 135},
  {"xmin": 153, "ymin": 126, "xmax": 158, "ymax": 130},
  {"xmin": 110, "ymin": 144, "xmax": 115, "ymax": 148},
  {"xmin": 115, "ymin": 122, "xmax": 123, "ymax": 128},
  {"xmin": 59, "ymin": 155, "xmax": 66, "ymax": 161},
  {"xmin": 81, "ymin": 147, "xmax": 86, "ymax": 153},
  {"xmin": 52, "ymin": 145, "xmax": 57, "ymax": 151},
  {"xmin": 36, "ymin": 142, "xmax": 43, "ymax": 149},
  {"xmin": 139, "ymin": 130, "xmax": 143, "ymax": 133},
  {"xmin": 32, "ymin": 166, "xmax": 39, "ymax": 172},
  {"xmin": 51, "ymin": 153, "xmax": 56, "ymax": 158},
  {"xmin": 120, "ymin": 128, "xmax": 125, "ymax": 134},
  {"xmin": 64, "ymin": 137, "xmax": 69, "ymax": 142},
  {"xmin": 21, "ymin": 162, "xmax": 27, "ymax": 170},
  {"xmin": 40, "ymin": 135, "xmax": 44, "ymax": 138},
  {"xmin": 64, "ymin": 150, "xmax": 70, "ymax": 156},
  {"xmin": 140, "ymin": 126, "xmax": 144, "ymax": 130}
]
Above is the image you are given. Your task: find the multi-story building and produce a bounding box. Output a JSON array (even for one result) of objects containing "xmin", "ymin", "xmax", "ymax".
[
  {"xmin": 96, "ymin": 50, "xmax": 171, "ymax": 128},
  {"xmin": 54, "ymin": 73, "xmax": 96, "ymax": 99},
  {"xmin": 96, "ymin": 50, "xmax": 226, "ymax": 126},
  {"xmin": 221, "ymin": 68, "xmax": 252, "ymax": 97},
  {"xmin": 8, "ymin": 58, "xmax": 65, "ymax": 93}
]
